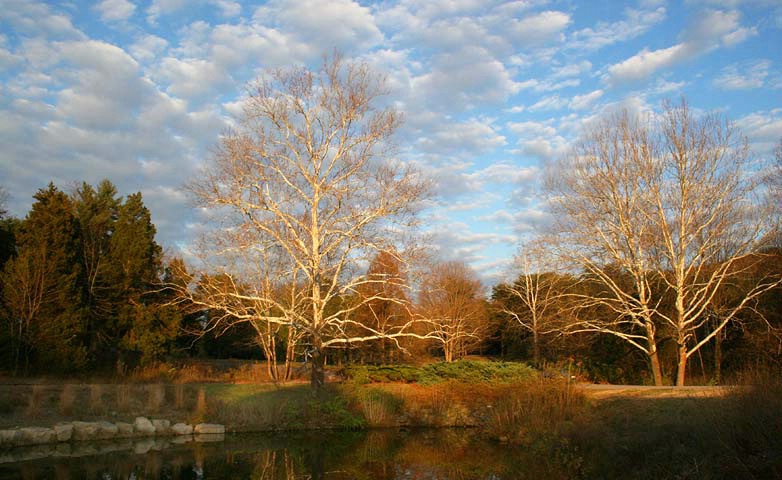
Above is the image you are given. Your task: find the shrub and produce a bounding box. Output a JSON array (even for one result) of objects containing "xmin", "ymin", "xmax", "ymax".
[{"xmin": 344, "ymin": 361, "xmax": 537, "ymax": 385}]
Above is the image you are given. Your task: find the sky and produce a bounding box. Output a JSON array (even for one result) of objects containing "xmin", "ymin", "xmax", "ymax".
[{"xmin": 1, "ymin": 0, "xmax": 781, "ymax": 285}]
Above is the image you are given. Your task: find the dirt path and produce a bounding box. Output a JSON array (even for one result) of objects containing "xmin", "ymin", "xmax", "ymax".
[{"xmin": 581, "ymin": 384, "xmax": 732, "ymax": 400}]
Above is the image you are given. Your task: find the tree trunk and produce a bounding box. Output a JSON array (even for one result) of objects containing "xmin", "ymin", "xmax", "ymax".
[
  {"xmin": 532, "ymin": 329, "xmax": 540, "ymax": 365},
  {"xmin": 310, "ymin": 335, "xmax": 325, "ymax": 389},
  {"xmin": 676, "ymin": 346, "xmax": 687, "ymax": 387},
  {"xmin": 649, "ymin": 349, "xmax": 664, "ymax": 386},
  {"xmin": 646, "ymin": 324, "xmax": 664, "ymax": 386},
  {"xmin": 714, "ymin": 330, "xmax": 722, "ymax": 384}
]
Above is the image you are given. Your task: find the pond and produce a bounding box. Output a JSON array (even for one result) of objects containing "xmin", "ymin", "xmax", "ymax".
[{"xmin": 0, "ymin": 428, "xmax": 582, "ymax": 479}]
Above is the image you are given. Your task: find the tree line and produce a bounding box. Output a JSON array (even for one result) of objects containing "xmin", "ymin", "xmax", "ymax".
[{"xmin": 0, "ymin": 181, "xmax": 182, "ymax": 374}]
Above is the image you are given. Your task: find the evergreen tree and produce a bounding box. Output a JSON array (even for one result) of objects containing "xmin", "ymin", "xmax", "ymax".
[
  {"xmin": 5, "ymin": 183, "xmax": 86, "ymax": 372},
  {"xmin": 73, "ymin": 180, "xmax": 120, "ymax": 360}
]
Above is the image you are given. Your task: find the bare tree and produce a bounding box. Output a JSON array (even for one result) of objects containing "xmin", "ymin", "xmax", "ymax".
[
  {"xmin": 495, "ymin": 244, "xmax": 573, "ymax": 364},
  {"xmin": 1, "ymin": 245, "xmax": 52, "ymax": 374},
  {"xmin": 546, "ymin": 99, "xmax": 780, "ymax": 386},
  {"xmin": 418, "ymin": 261, "xmax": 489, "ymax": 362},
  {"xmin": 171, "ymin": 55, "xmax": 430, "ymax": 388}
]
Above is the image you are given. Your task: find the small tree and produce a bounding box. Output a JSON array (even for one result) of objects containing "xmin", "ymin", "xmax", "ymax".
[
  {"xmin": 494, "ymin": 245, "xmax": 573, "ymax": 364},
  {"xmin": 418, "ymin": 261, "xmax": 489, "ymax": 362},
  {"xmin": 175, "ymin": 55, "xmax": 430, "ymax": 388}
]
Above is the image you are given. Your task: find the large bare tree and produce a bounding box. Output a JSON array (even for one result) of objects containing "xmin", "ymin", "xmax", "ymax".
[
  {"xmin": 546, "ymin": 100, "xmax": 780, "ymax": 386},
  {"xmin": 173, "ymin": 55, "xmax": 430, "ymax": 388}
]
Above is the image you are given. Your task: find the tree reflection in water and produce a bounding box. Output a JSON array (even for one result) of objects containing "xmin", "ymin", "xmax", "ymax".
[{"xmin": 0, "ymin": 429, "xmax": 583, "ymax": 479}]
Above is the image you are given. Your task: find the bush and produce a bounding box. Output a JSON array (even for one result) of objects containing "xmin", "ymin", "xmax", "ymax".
[{"xmin": 344, "ymin": 360, "xmax": 537, "ymax": 385}]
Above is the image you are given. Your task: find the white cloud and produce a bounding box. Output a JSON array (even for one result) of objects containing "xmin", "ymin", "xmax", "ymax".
[
  {"xmin": 1, "ymin": 0, "xmax": 85, "ymax": 39},
  {"xmin": 604, "ymin": 9, "xmax": 754, "ymax": 85},
  {"xmin": 410, "ymin": 46, "xmax": 519, "ymax": 111},
  {"xmin": 254, "ymin": 0, "xmax": 383, "ymax": 54},
  {"xmin": 95, "ymin": 0, "xmax": 136, "ymax": 22},
  {"xmin": 415, "ymin": 117, "xmax": 506, "ymax": 155},
  {"xmin": 568, "ymin": 5, "xmax": 666, "ymax": 51},
  {"xmin": 510, "ymin": 10, "xmax": 571, "ymax": 44},
  {"xmin": 606, "ymin": 44, "xmax": 686, "ymax": 84},
  {"xmin": 129, "ymin": 34, "xmax": 168, "ymax": 63},
  {"xmin": 570, "ymin": 89, "xmax": 604, "ymax": 110},
  {"xmin": 714, "ymin": 60, "xmax": 771, "ymax": 90},
  {"xmin": 528, "ymin": 95, "xmax": 568, "ymax": 112},
  {"xmin": 736, "ymin": 109, "xmax": 782, "ymax": 154},
  {"xmin": 507, "ymin": 120, "xmax": 557, "ymax": 138}
]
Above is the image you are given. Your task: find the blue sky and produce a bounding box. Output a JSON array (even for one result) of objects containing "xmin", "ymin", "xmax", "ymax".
[{"xmin": 1, "ymin": 0, "xmax": 781, "ymax": 284}]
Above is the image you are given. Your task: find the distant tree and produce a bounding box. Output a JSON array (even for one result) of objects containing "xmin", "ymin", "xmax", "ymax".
[
  {"xmin": 493, "ymin": 245, "xmax": 574, "ymax": 364},
  {"xmin": 350, "ymin": 251, "xmax": 413, "ymax": 363},
  {"xmin": 0, "ymin": 187, "xmax": 18, "ymax": 268},
  {"xmin": 171, "ymin": 55, "xmax": 431, "ymax": 388},
  {"xmin": 418, "ymin": 261, "xmax": 489, "ymax": 362},
  {"xmin": 546, "ymin": 100, "xmax": 780, "ymax": 386}
]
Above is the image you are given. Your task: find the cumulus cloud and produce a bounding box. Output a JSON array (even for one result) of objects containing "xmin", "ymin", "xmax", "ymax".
[
  {"xmin": 95, "ymin": 0, "xmax": 136, "ymax": 22},
  {"xmin": 253, "ymin": 0, "xmax": 383, "ymax": 54},
  {"xmin": 568, "ymin": 5, "xmax": 666, "ymax": 51},
  {"xmin": 570, "ymin": 89, "xmax": 604, "ymax": 110},
  {"xmin": 605, "ymin": 9, "xmax": 754, "ymax": 85},
  {"xmin": 714, "ymin": 60, "xmax": 772, "ymax": 90},
  {"xmin": 1, "ymin": 0, "xmax": 85, "ymax": 39},
  {"xmin": 735, "ymin": 109, "xmax": 782, "ymax": 154},
  {"xmin": 410, "ymin": 46, "xmax": 520, "ymax": 111},
  {"xmin": 509, "ymin": 10, "xmax": 572, "ymax": 44}
]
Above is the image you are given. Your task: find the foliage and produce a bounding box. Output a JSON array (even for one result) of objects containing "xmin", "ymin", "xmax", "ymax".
[{"xmin": 344, "ymin": 360, "xmax": 538, "ymax": 385}]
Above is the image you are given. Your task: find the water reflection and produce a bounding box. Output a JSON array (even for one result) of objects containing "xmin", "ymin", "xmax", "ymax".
[{"xmin": 0, "ymin": 429, "xmax": 580, "ymax": 479}]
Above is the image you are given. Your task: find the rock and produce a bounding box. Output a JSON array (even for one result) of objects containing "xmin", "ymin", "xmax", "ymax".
[
  {"xmin": 115, "ymin": 422, "xmax": 134, "ymax": 438},
  {"xmin": 152, "ymin": 419, "xmax": 171, "ymax": 435},
  {"xmin": 71, "ymin": 422, "xmax": 100, "ymax": 441},
  {"xmin": 170, "ymin": 423, "xmax": 193, "ymax": 435},
  {"xmin": 18, "ymin": 427, "xmax": 55, "ymax": 446},
  {"xmin": 194, "ymin": 423, "xmax": 224, "ymax": 434},
  {"xmin": 53, "ymin": 423, "xmax": 73, "ymax": 442},
  {"xmin": 133, "ymin": 417, "xmax": 155, "ymax": 436},
  {"xmin": 0, "ymin": 429, "xmax": 19, "ymax": 447},
  {"xmin": 96, "ymin": 421, "xmax": 118, "ymax": 440}
]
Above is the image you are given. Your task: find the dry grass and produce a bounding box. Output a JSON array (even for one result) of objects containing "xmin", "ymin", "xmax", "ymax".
[
  {"xmin": 58, "ymin": 384, "xmax": 77, "ymax": 416},
  {"xmin": 146, "ymin": 383, "xmax": 165, "ymax": 413},
  {"xmin": 89, "ymin": 384, "xmax": 104, "ymax": 415},
  {"xmin": 25, "ymin": 384, "xmax": 47, "ymax": 418},
  {"xmin": 486, "ymin": 379, "xmax": 586, "ymax": 443}
]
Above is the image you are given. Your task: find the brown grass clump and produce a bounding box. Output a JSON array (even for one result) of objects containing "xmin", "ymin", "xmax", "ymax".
[
  {"xmin": 26, "ymin": 384, "xmax": 47, "ymax": 418},
  {"xmin": 89, "ymin": 384, "xmax": 105, "ymax": 415},
  {"xmin": 146, "ymin": 383, "xmax": 166, "ymax": 413},
  {"xmin": 58, "ymin": 384, "xmax": 77, "ymax": 416},
  {"xmin": 487, "ymin": 379, "xmax": 586, "ymax": 443},
  {"xmin": 192, "ymin": 387, "xmax": 208, "ymax": 424}
]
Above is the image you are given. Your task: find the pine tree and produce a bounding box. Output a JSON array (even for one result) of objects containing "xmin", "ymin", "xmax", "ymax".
[
  {"xmin": 4, "ymin": 183, "xmax": 86, "ymax": 372},
  {"xmin": 73, "ymin": 180, "xmax": 120, "ymax": 360}
]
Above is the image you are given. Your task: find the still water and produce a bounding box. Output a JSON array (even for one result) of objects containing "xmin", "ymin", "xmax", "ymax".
[{"xmin": 0, "ymin": 429, "xmax": 580, "ymax": 479}]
